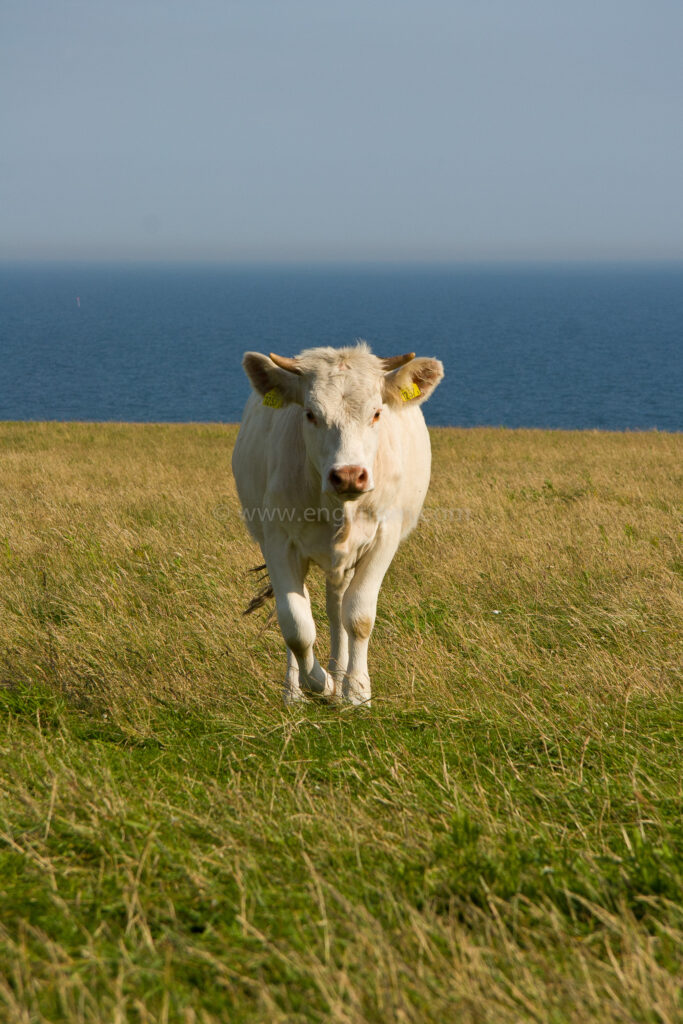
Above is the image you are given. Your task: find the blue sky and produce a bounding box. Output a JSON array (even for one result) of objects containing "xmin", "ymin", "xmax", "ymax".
[{"xmin": 2, "ymin": 0, "xmax": 682, "ymax": 262}]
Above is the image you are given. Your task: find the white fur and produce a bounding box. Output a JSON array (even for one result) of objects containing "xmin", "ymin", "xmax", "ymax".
[{"xmin": 232, "ymin": 342, "xmax": 444, "ymax": 705}]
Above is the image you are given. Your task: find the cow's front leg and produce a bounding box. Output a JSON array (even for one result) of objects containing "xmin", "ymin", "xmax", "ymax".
[
  {"xmin": 264, "ymin": 534, "xmax": 335, "ymax": 703},
  {"xmin": 341, "ymin": 524, "xmax": 401, "ymax": 706},
  {"xmin": 283, "ymin": 647, "xmax": 303, "ymax": 705},
  {"xmin": 325, "ymin": 573, "xmax": 352, "ymax": 696}
]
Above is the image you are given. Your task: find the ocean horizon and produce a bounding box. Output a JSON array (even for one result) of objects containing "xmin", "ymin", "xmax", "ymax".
[{"xmin": 1, "ymin": 260, "xmax": 681, "ymax": 431}]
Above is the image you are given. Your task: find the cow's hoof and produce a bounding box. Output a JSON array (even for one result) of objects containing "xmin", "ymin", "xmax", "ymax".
[
  {"xmin": 341, "ymin": 675, "xmax": 371, "ymax": 707},
  {"xmin": 301, "ymin": 681, "xmax": 338, "ymax": 705},
  {"xmin": 341, "ymin": 693, "xmax": 372, "ymax": 708},
  {"xmin": 301, "ymin": 666, "xmax": 336, "ymax": 702},
  {"xmin": 283, "ymin": 687, "xmax": 305, "ymax": 706}
]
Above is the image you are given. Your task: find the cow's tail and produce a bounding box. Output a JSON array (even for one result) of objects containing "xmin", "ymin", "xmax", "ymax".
[{"xmin": 243, "ymin": 563, "xmax": 274, "ymax": 616}]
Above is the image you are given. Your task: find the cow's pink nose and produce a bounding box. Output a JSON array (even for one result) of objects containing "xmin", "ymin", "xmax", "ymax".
[{"xmin": 328, "ymin": 465, "xmax": 369, "ymax": 494}]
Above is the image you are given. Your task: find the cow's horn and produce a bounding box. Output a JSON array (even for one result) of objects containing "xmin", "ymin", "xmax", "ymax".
[
  {"xmin": 269, "ymin": 352, "xmax": 303, "ymax": 375},
  {"xmin": 381, "ymin": 352, "xmax": 415, "ymax": 371}
]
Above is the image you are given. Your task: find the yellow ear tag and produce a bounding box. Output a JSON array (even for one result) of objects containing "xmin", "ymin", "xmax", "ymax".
[
  {"xmin": 400, "ymin": 382, "xmax": 421, "ymax": 402},
  {"xmin": 262, "ymin": 388, "xmax": 284, "ymax": 408}
]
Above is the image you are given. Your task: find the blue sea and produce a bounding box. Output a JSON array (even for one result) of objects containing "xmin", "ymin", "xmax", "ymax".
[{"xmin": 0, "ymin": 263, "xmax": 681, "ymax": 430}]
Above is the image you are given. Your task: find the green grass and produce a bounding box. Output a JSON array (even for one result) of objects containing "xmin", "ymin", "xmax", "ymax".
[{"xmin": 1, "ymin": 423, "xmax": 682, "ymax": 1022}]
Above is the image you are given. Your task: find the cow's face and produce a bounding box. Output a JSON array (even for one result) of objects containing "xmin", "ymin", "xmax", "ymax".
[
  {"xmin": 243, "ymin": 344, "xmax": 444, "ymax": 500},
  {"xmin": 301, "ymin": 367, "xmax": 384, "ymax": 498}
]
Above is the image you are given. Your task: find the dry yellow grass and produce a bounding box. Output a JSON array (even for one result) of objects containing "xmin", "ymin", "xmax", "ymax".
[{"xmin": 0, "ymin": 422, "xmax": 681, "ymax": 1023}]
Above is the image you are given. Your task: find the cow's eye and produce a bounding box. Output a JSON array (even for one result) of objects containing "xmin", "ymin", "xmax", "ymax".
[
  {"xmin": 305, "ymin": 410, "xmax": 318, "ymax": 425},
  {"xmin": 372, "ymin": 409, "xmax": 381, "ymax": 424}
]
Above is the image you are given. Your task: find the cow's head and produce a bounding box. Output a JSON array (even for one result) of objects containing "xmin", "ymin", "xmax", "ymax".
[{"xmin": 242, "ymin": 343, "xmax": 444, "ymax": 500}]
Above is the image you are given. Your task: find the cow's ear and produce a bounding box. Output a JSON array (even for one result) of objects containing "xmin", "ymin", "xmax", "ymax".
[
  {"xmin": 382, "ymin": 357, "xmax": 444, "ymax": 409},
  {"xmin": 242, "ymin": 352, "xmax": 304, "ymax": 405}
]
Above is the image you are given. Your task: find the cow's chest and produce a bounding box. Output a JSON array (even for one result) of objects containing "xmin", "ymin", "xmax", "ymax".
[{"xmin": 292, "ymin": 507, "xmax": 380, "ymax": 583}]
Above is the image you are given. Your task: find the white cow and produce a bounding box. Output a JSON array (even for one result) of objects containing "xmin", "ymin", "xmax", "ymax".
[{"xmin": 232, "ymin": 342, "xmax": 444, "ymax": 706}]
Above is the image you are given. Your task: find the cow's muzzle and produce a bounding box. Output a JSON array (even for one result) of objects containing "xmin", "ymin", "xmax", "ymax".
[{"xmin": 328, "ymin": 465, "xmax": 371, "ymax": 496}]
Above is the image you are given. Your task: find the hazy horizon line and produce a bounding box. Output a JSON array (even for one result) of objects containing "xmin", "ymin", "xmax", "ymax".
[{"xmin": 3, "ymin": 256, "xmax": 683, "ymax": 271}]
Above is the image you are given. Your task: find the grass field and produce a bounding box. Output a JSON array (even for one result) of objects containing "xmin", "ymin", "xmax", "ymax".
[{"xmin": 0, "ymin": 422, "xmax": 681, "ymax": 1023}]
